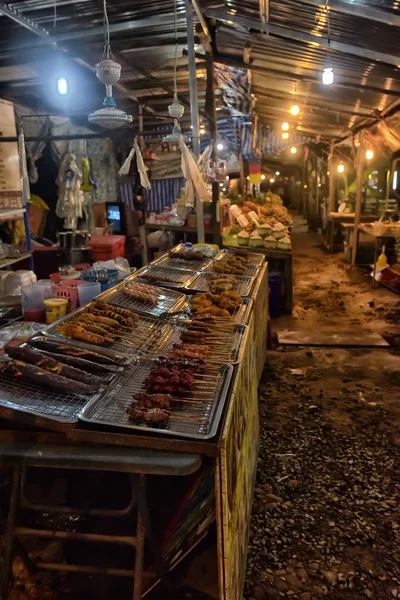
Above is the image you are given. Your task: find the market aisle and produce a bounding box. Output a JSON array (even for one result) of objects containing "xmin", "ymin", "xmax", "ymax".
[{"xmin": 244, "ymin": 217, "xmax": 400, "ymax": 600}]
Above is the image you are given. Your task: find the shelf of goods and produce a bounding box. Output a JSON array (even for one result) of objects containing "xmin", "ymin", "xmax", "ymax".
[{"xmin": 0, "ymin": 245, "xmax": 269, "ymax": 600}]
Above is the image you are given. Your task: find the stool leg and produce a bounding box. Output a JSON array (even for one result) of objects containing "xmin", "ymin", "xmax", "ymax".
[
  {"xmin": 133, "ymin": 498, "xmax": 145, "ymax": 600},
  {"xmin": 131, "ymin": 475, "xmax": 168, "ymax": 586},
  {"xmin": 4, "ymin": 467, "xmax": 22, "ymax": 596}
]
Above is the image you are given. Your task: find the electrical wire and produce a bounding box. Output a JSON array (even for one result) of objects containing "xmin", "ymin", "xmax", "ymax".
[
  {"xmin": 53, "ymin": 0, "xmax": 57, "ymax": 29},
  {"xmin": 103, "ymin": 0, "xmax": 110, "ymax": 55},
  {"xmin": 173, "ymin": 0, "xmax": 178, "ymax": 99}
]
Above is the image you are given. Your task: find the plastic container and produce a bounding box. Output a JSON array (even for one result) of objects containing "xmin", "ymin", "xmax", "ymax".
[
  {"xmin": 268, "ymin": 271, "xmax": 282, "ymax": 319},
  {"xmin": 77, "ymin": 282, "xmax": 101, "ymax": 307},
  {"xmin": 36, "ymin": 279, "xmax": 55, "ymax": 300},
  {"xmin": 88, "ymin": 235, "xmax": 126, "ymax": 262},
  {"xmin": 21, "ymin": 284, "xmax": 45, "ymax": 322},
  {"xmin": 51, "ymin": 279, "xmax": 86, "ymax": 312},
  {"xmin": 44, "ymin": 298, "xmax": 68, "ymax": 324}
]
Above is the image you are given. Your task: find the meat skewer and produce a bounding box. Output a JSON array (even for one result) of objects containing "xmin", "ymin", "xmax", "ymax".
[
  {"xmin": 123, "ymin": 286, "xmax": 158, "ymax": 307},
  {"xmin": 92, "ymin": 301, "xmax": 139, "ymax": 323}
]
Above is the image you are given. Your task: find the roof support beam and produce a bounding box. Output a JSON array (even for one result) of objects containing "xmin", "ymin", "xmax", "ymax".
[
  {"xmin": 206, "ymin": 8, "xmax": 400, "ymax": 67},
  {"xmin": 213, "ymin": 53, "xmax": 400, "ymax": 97},
  {"xmin": 302, "ymin": 0, "xmax": 400, "ymax": 28}
]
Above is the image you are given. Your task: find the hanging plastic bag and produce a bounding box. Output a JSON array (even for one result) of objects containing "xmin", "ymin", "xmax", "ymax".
[
  {"xmin": 179, "ymin": 136, "xmax": 210, "ymax": 206},
  {"xmin": 119, "ymin": 137, "xmax": 151, "ymax": 189}
]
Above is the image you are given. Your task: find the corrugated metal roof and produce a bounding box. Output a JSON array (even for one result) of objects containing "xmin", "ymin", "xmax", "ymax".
[{"xmin": 0, "ymin": 0, "xmax": 399, "ymax": 143}]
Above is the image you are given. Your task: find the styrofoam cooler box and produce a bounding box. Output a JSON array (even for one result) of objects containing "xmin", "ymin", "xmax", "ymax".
[{"xmin": 87, "ymin": 235, "xmax": 126, "ymax": 261}]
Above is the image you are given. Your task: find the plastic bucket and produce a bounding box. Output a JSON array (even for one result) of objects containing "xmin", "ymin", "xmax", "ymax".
[
  {"xmin": 44, "ymin": 298, "xmax": 68, "ymax": 324},
  {"xmin": 77, "ymin": 282, "xmax": 102, "ymax": 307},
  {"xmin": 268, "ymin": 271, "xmax": 282, "ymax": 319}
]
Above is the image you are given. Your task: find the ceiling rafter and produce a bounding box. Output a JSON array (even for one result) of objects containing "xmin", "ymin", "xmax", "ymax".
[{"xmin": 206, "ymin": 8, "xmax": 400, "ymax": 67}]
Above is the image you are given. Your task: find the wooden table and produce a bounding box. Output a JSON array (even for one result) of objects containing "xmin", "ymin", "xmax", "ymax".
[
  {"xmin": 357, "ymin": 223, "xmax": 400, "ymax": 287},
  {"xmin": 324, "ymin": 212, "xmax": 377, "ymax": 252},
  {"xmin": 0, "ymin": 254, "xmax": 269, "ymax": 600}
]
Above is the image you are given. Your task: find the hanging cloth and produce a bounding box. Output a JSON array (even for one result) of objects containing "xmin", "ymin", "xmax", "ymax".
[
  {"xmin": 179, "ymin": 136, "xmax": 210, "ymax": 206},
  {"xmin": 118, "ymin": 137, "xmax": 151, "ymax": 189},
  {"xmin": 56, "ymin": 153, "xmax": 83, "ymax": 229}
]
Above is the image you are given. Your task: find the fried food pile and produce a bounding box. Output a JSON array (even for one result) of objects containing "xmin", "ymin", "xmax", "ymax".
[
  {"xmin": 213, "ymin": 254, "xmax": 248, "ymax": 275},
  {"xmin": 208, "ymin": 274, "xmax": 239, "ymax": 294},
  {"xmin": 190, "ymin": 291, "xmax": 242, "ymax": 318},
  {"xmin": 57, "ymin": 301, "xmax": 139, "ymax": 346}
]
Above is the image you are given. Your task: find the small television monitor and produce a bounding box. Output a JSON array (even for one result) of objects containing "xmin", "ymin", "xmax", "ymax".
[{"xmin": 106, "ymin": 202, "xmax": 125, "ymax": 234}]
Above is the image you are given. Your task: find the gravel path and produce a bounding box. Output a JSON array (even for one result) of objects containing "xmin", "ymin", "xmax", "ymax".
[{"xmin": 244, "ymin": 219, "xmax": 400, "ymax": 600}]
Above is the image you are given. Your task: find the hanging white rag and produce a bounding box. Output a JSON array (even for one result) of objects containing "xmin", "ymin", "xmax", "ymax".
[
  {"xmin": 179, "ymin": 136, "xmax": 210, "ymax": 206},
  {"xmin": 198, "ymin": 142, "xmax": 213, "ymax": 174},
  {"xmin": 118, "ymin": 137, "xmax": 151, "ymax": 189}
]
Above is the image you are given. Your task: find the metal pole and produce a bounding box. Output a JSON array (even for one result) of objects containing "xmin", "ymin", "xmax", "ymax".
[
  {"xmin": 352, "ymin": 136, "xmax": 364, "ymax": 266},
  {"xmin": 137, "ymin": 105, "xmax": 149, "ymax": 265},
  {"xmin": 185, "ymin": 0, "xmax": 205, "ymax": 243},
  {"xmin": 328, "ymin": 143, "xmax": 336, "ymax": 213}
]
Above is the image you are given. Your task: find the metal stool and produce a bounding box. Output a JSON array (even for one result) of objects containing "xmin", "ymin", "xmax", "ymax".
[{"xmin": 0, "ymin": 442, "xmax": 201, "ymax": 600}]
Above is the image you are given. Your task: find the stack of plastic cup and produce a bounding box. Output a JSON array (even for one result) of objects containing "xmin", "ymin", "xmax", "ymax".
[{"xmin": 77, "ymin": 282, "xmax": 102, "ymax": 307}]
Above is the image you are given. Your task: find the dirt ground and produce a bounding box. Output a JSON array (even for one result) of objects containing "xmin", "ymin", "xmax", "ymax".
[{"xmin": 245, "ymin": 217, "xmax": 400, "ymax": 600}]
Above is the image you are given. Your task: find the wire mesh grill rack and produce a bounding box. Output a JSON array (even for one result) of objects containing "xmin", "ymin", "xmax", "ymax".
[
  {"xmin": 183, "ymin": 297, "xmax": 253, "ymax": 325},
  {"xmin": 98, "ymin": 282, "xmax": 188, "ymax": 318},
  {"xmin": 188, "ymin": 272, "xmax": 255, "ymax": 297},
  {"xmin": 218, "ymin": 249, "xmax": 266, "ymax": 267},
  {"xmin": 156, "ymin": 322, "xmax": 247, "ymax": 364},
  {"xmin": 0, "ymin": 366, "xmax": 101, "ymax": 424},
  {"xmin": 152, "ymin": 252, "xmax": 212, "ymax": 272},
  {"xmin": 45, "ymin": 308, "xmax": 175, "ymax": 357},
  {"xmin": 135, "ymin": 265, "xmax": 199, "ymax": 289},
  {"xmin": 79, "ymin": 358, "xmax": 233, "ymax": 440}
]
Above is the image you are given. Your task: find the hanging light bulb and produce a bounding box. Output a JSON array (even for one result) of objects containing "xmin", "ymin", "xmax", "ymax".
[
  {"xmin": 261, "ymin": 174, "xmax": 266, "ymax": 180},
  {"xmin": 275, "ymin": 171, "xmax": 280, "ymax": 176},
  {"xmin": 290, "ymin": 104, "xmax": 300, "ymax": 116},
  {"xmin": 322, "ymin": 66, "xmax": 334, "ymax": 85},
  {"xmin": 57, "ymin": 77, "xmax": 68, "ymax": 95},
  {"xmin": 290, "ymin": 146, "xmax": 297, "ymax": 154},
  {"xmin": 366, "ymin": 149, "xmax": 374, "ymax": 160},
  {"xmin": 282, "ymin": 132, "xmax": 289, "ymax": 140},
  {"xmin": 281, "ymin": 122, "xmax": 289, "ymax": 131},
  {"xmin": 337, "ymin": 162, "xmax": 345, "ymax": 173},
  {"xmin": 270, "ymin": 178, "xmax": 275, "ymax": 183},
  {"xmin": 217, "ymin": 143, "xmax": 224, "ymax": 150}
]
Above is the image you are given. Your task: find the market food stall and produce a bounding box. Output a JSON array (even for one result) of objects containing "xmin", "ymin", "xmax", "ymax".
[{"xmin": 0, "ymin": 245, "xmax": 268, "ymax": 600}]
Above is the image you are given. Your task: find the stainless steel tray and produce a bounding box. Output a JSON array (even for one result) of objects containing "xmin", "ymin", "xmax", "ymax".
[
  {"xmin": 44, "ymin": 305, "xmax": 175, "ymax": 357},
  {"xmin": 79, "ymin": 357, "xmax": 233, "ymax": 440},
  {"xmin": 97, "ymin": 281, "xmax": 188, "ymax": 318},
  {"xmin": 219, "ymin": 248, "xmax": 266, "ymax": 267},
  {"xmin": 187, "ymin": 272, "xmax": 255, "ymax": 297},
  {"xmin": 134, "ymin": 265, "xmax": 199, "ymax": 290},
  {"xmin": 27, "ymin": 334, "xmax": 128, "ymax": 384},
  {"xmin": 152, "ymin": 245, "xmax": 213, "ymax": 272},
  {"xmin": 156, "ymin": 321, "xmax": 248, "ymax": 364},
  {"xmin": 0, "ymin": 354, "xmax": 104, "ymax": 425}
]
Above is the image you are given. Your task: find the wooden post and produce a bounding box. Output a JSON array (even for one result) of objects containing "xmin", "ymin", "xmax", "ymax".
[
  {"xmin": 328, "ymin": 142, "xmax": 336, "ymax": 213},
  {"xmin": 352, "ymin": 136, "xmax": 364, "ymax": 266}
]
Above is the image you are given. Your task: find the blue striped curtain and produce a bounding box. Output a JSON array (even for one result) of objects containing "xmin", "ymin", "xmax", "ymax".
[
  {"xmin": 147, "ymin": 178, "xmax": 186, "ymax": 213},
  {"xmin": 119, "ymin": 177, "xmax": 185, "ymax": 214}
]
